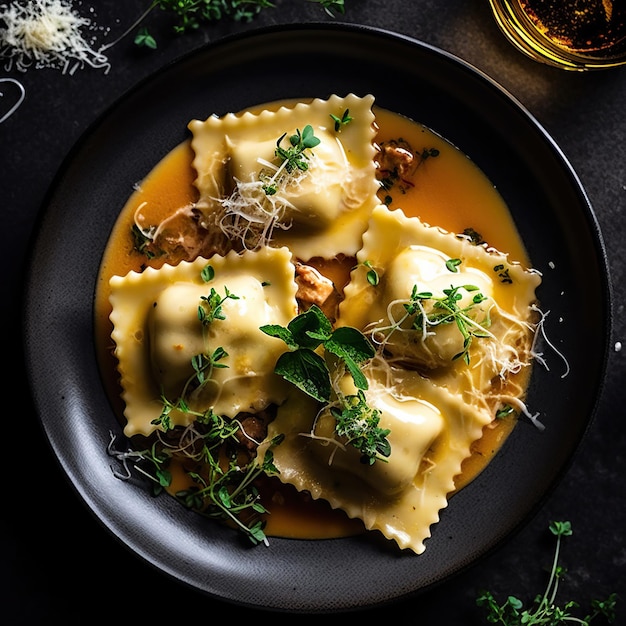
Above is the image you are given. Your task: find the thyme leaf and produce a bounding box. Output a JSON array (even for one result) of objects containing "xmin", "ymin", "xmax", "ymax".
[
  {"xmin": 330, "ymin": 390, "xmax": 391, "ymax": 465},
  {"xmin": 126, "ymin": 1, "xmax": 347, "ymax": 48}
]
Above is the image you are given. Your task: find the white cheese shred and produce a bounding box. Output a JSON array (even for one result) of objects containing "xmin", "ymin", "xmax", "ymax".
[
  {"xmin": 0, "ymin": 76, "xmax": 25, "ymax": 123},
  {"xmin": 0, "ymin": 0, "xmax": 110, "ymax": 74}
]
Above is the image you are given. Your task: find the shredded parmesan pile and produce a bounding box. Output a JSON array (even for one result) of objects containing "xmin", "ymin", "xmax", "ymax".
[{"xmin": 0, "ymin": 0, "xmax": 109, "ymax": 74}]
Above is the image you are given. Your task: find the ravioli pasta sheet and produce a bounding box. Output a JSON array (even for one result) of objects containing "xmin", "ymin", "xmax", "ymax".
[
  {"xmin": 109, "ymin": 246, "xmax": 298, "ymax": 437},
  {"xmin": 339, "ymin": 205, "xmax": 542, "ymax": 404},
  {"xmin": 258, "ymin": 363, "xmax": 492, "ymax": 554},
  {"xmin": 188, "ymin": 93, "xmax": 380, "ymax": 260}
]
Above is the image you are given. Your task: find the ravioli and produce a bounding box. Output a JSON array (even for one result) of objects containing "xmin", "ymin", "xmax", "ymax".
[
  {"xmin": 109, "ymin": 246, "xmax": 298, "ymax": 437},
  {"xmin": 257, "ymin": 360, "xmax": 492, "ymax": 554},
  {"xmin": 188, "ymin": 93, "xmax": 380, "ymax": 260},
  {"xmin": 339, "ymin": 205, "xmax": 542, "ymax": 403}
]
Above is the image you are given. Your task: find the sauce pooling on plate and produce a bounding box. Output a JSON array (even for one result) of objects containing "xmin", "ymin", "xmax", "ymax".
[{"xmin": 96, "ymin": 95, "xmax": 540, "ymax": 551}]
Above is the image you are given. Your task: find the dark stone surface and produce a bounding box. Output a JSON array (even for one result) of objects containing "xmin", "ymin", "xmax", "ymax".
[{"xmin": 3, "ymin": 1, "xmax": 624, "ymax": 622}]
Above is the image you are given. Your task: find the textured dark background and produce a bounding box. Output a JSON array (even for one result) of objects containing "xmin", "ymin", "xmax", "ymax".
[{"xmin": 3, "ymin": 1, "xmax": 624, "ymax": 622}]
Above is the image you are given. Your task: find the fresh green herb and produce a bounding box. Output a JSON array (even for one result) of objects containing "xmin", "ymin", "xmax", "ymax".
[
  {"xmin": 139, "ymin": 267, "xmax": 282, "ymax": 545},
  {"xmin": 155, "ymin": 0, "xmax": 275, "ymax": 35},
  {"xmin": 261, "ymin": 305, "xmax": 390, "ymax": 464},
  {"xmin": 495, "ymin": 403, "xmax": 516, "ymax": 419},
  {"xmin": 198, "ymin": 286, "xmax": 239, "ymax": 326},
  {"xmin": 201, "ymin": 263, "xmax": 215, "ymax": 282},
  {"xmin": 476, "ymin": 521, "xmax": 618, "ymax": 625},
  {"xmin": 118, "ymin": 409, "xmax": 283, "ymax": 545},
  {"xmin": 262, "ymin": 125, "xmax": 321, "ymax": 195},
  {"xmin": 330, "ymin": 108, "xmax": 353, "ymax": 131},
  {"xmin": 128, "ymin": 0, "xmax": 346, "ymax": 48},
  {"xmin": 133, "ymin": 26, "xmax": 157, "ymax": 49},
  {"xmin": 314, "ymin": 0, "xmax": 345, "ymax": 17},
  {"xmin": 361, "ymin": 260, "xmax": 380, "ymax": 286},
  {"xmin": 445, "ymin": 257, "xmax": 462, "ymax": 273},
  {"xmin": 175, "ymin": 431, "xmax": 284, "ymax": 546},
  {"xmin": 275, "ymin": 125, "xmax": 321, "ymax": 173},
  {"xmin": 181, "ymin": 283, "xmax": 239, "ymax": 397},
  {"xmin": 405, "ymin": 283, "xmax": 491, "ymax": 364},
  {"xmin": 131, "ymin": 223, "xmax": 160, "ymax": 258},
  {"xmin": 330, "ymin": 389, "xmax": 390, "ymax": 465},
  {"xmin": 260, "ymin": 304, "xmax": 371, "ymax": 401}
]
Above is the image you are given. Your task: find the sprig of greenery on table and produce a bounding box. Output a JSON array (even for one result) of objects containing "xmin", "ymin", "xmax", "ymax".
[
  {"xmin": 476, "ymin": 521, "xmax": 618, "ymax": 625},
  {"xmin": 134, "ymin": 0, "xmax": 347, "ymax": 49}
]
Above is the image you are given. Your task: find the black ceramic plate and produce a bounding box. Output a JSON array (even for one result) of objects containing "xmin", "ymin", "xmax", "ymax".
[{"xmin": 23, "ymin": 24, "xmax": 611, "ymax": 612}]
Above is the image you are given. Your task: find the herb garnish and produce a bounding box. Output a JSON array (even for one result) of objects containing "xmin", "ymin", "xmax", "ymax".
[
  {"xmin": 110, "ymin": 420, "xmax": 283, "ymax": 545},
  {"xmin": 262, "ymin": 124, "xmax": 320, "ymax": 195},
  {"xmin": 330, "ymin": 108, "xmax": 353, "ymax": 131},
  {"xmin": 406, "ymin": 283, "xmax": 492, "ymax": 364},
  {"xmin": 128, "ymin": 1, "xmax": 346, "ymax": 48},
  {"xmin": 136, "ymin": 264, "xmax": 279, "ymax": 545},
  {"xmin": 260, "ymin": 305, "xmax": 391, "ymax": 464},
  {"xmin": 367, "ymin": 257, "xmax": 493, "ymax": 365},
  {"xmin": 477, "ymin": 521, "xmax": 618, "ymax": 625}
]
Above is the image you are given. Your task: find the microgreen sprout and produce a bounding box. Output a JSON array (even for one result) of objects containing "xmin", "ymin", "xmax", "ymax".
[
  {"xmin": 361, "ymin": 260, "xmax": 380, "ymax": 286},
  {"xmin": 373, "ymin": 262, "xmax": 493, "ymax": 366},
  {"xmin": 446, "ymin": 257, "xmax": 462, "ymax": 272},
  {"xmin": 315, "ymin": 0, "xmax": 345, "ymax": 17},
  {"xmin": 118, "ymin": 1, "xmax": 347, "ymax": 50},
  {"xmin": 330, "ymin": 389, "xmax": 391, "ymax": 465},
  {"xmin": 476, "ymin": 521, "xmax": 618, "ymax": 625},
  {"xmin": 262, "ymin": 125, "xmax": 321, "ymax": 195},
  {"xmin": 116, "ymin": 263, "xmax": 286, "ymax": 545},
  {"xmin": 330, "ymin": 107, "xmax": 353, "ymax": 131},
  {"xmin": 406, "ymin": 283, "xmax": 492, "ymax": 364}
]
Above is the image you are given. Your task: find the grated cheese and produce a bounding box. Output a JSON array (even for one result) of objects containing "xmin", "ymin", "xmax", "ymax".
[{"xmin": 0, "ymin": 0, "xmax": 109, "ymax": 74}]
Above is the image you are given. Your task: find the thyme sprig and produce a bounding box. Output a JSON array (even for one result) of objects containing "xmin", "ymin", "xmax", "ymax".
[
  {"xmin": 405, "ymin": 283, "xmax": 492, "ymax": 364},
  {"xmin": 330, "ymin": 389, "xmax": 391, "ymax": 465},
  {"xmin": 111, "ymin": 414, "xmax": 283, "ymax": 545},
  {"xmin": 476, "ymin": 521, "xmax": 618, "ymax": 625},
  {"xmin": 176, "ymin": 432, "xmax": 283, "ymax": 545},
  {"xmin": 367, "ymin": 258, "xmax": 493, "ymax": 364},
  {"xmin": 131, "ymin": 261, "xmax": 285, "ymax": 545},
  {"xmin": 330, "ymin": 107, "xmax": 353, "ymax": 131}
]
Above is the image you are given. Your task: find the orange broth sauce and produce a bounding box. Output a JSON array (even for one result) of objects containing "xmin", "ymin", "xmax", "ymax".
[{"xmin": 95, "ymin": 104, "xmax": 532, "ymax": 539}]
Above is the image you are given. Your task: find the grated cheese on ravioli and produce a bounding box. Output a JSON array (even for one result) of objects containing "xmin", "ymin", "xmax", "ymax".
[
  {"xmin": 257, "ymin": 204, "xmax": 541, "ymax": 553},
  {"xmin": 257, "ymin": 359, "xmax": 492, "ymax": 554},
  {"xmin": 187, "ymin": 93, "xmax": 380, "ymax": 260}
]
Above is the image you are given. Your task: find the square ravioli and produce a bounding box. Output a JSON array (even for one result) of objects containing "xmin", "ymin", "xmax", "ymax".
[
  {"xmin": 258, "ymin": 361, "xmax": 492, "ymax": 554},
  {"xmin": 339, "ymin": 205, "xmax": 542, "ymax": 405},
  {"xmin": 109, "ymin": 246, "xmax": 298, "ymax": 437},
  {"xmin": 188, "ymin": 93, "xmax": 380, "ymax": 260}
]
